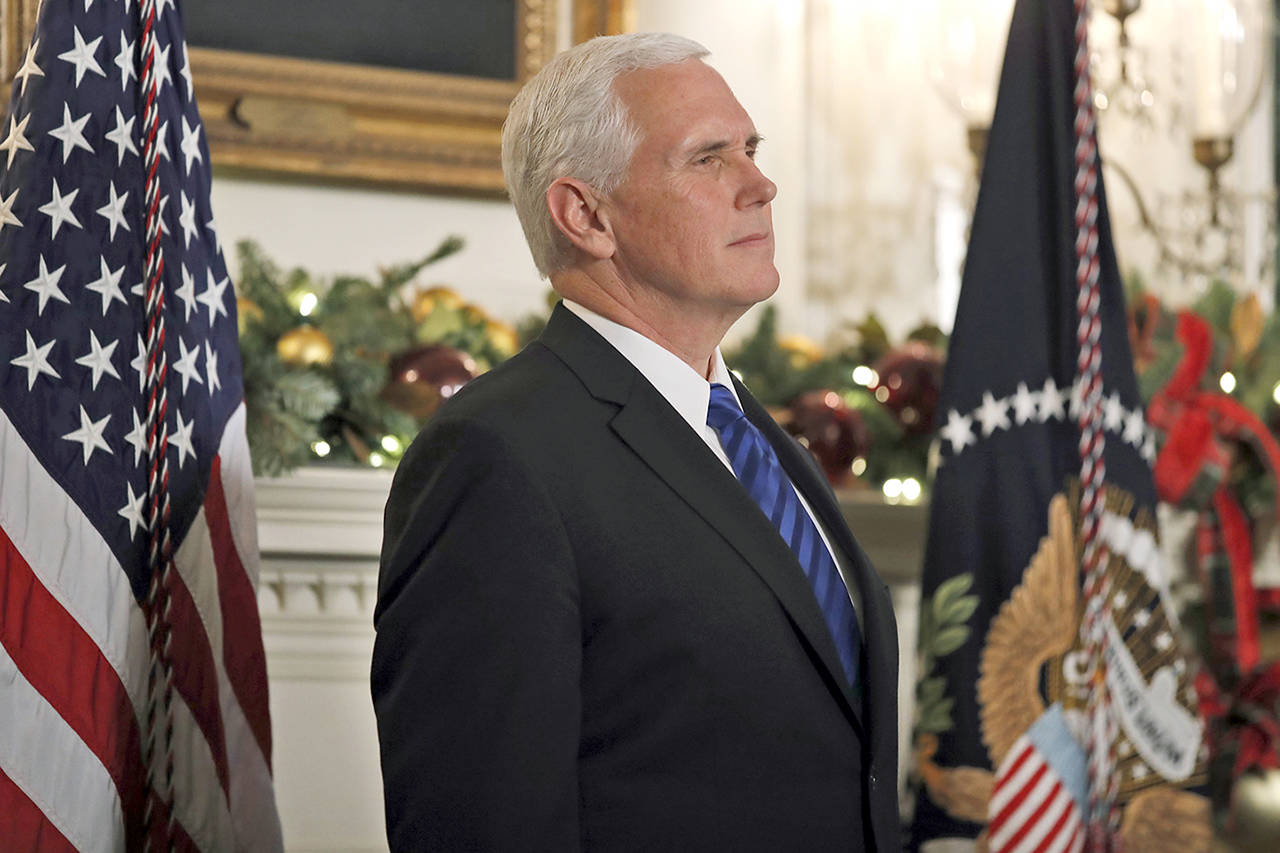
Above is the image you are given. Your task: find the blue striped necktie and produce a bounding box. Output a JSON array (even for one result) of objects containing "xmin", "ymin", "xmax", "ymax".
[{"xmin": 706, "ymin": 383, "xmax": 862, "ymax": 689}]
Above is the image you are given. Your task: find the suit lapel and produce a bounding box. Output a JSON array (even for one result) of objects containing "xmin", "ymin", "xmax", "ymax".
[{"xmin": 538, "ymin": 306, "xmax": 865, "ymax": 731}]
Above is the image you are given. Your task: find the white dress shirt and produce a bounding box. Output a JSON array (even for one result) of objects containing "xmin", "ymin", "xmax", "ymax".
[{"xmin": 563, "ymin": 300, "xmax": 862, "ymax": 619}]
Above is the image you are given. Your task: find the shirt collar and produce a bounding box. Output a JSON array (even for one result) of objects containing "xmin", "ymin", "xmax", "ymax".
[{"xmin": 563, "ymin": 299, "xmax": 743, "ymax": 433}]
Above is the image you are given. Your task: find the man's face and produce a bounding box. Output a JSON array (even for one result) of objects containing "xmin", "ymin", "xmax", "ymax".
[{"xmin": 603, "ymin": 59, "xmax": 779, "ymax": 322}]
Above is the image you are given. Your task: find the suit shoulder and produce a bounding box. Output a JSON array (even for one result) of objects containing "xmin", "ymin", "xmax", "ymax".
[{"xmin": 426, "ymin": 341, "xmax": 581, "ymax": 432}]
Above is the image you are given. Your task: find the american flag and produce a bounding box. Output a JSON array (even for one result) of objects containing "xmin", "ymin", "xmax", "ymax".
[
  {"xmin": 0, "ymin": 0, "xmax": 281, "ymax": 849},
  {"xmin": 988, "ymin": 705, "xmax": 1087, "ymax": 853}
]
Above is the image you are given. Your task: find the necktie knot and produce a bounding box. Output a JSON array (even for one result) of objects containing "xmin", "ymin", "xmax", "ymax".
[{"xmin": 707, "ymin": 383, "xmax": 746, "ymax": 432}]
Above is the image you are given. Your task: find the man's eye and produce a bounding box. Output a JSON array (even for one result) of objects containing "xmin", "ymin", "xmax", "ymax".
[{"xmin": 696, "ymin": 155, "xmax": 716, "ymax": 165}]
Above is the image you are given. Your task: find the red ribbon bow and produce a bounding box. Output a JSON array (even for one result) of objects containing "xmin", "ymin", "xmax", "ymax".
[{"xmin": 1148, "ymin": 310, "xmax": 1280, "ymax": 776}]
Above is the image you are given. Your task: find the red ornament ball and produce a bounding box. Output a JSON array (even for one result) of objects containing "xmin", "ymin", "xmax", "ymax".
[
  {"xmin": 381, "ymin": 344, "xmax": 477, "ymax": 419},
  {"xmin": 871, "ymin": 342, "xmax": 944, "ymax": 435},
  {"xmin": 786, "ymin": 389, "xmax": 870, "ymax": 485}
]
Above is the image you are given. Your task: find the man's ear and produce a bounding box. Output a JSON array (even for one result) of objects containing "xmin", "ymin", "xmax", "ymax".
[{"xmin": 546, "ymin": 177, "xmax": 615, "ymax": 261}]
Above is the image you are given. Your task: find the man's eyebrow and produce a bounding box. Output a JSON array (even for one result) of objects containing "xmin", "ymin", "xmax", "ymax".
[{"xmin": 685, "ymin": 133, "xmax": 765, "ymax": 158}]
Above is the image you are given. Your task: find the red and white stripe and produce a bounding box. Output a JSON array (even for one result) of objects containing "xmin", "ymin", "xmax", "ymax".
[
  {"xmin": 989, "ymin": 736, "xmax": 1086, "ymax": 853},
  {"xmin": 0, "ymin": 403, "xmax": 282, "ymax": 851}
]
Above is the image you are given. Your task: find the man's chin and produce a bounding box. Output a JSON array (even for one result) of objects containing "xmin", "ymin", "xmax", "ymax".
[
  {"xmin": 748, "ymin": 269, "xmax": 781, "ymax": 303},
  {"xmin": 722, "ymin": 272, "xmax": 781, "ymax": 319}
]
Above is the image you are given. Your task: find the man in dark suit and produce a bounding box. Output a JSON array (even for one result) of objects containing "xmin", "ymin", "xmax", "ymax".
[{"xmin": 372, "ymin": 32, "xmax": 899, "ymax": 852}]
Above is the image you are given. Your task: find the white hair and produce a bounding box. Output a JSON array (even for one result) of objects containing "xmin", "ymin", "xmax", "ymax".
[{"xmin": 501, "ymin": 32, "xmax": 710, "ymax": 278}]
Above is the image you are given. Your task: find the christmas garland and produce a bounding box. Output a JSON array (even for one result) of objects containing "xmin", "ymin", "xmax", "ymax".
[
  {"xmin": 723, "ymin": 305, "xmax": 947, "ymax": 494},
  {"xmin": 231, "ymin": 237, "xmax": 1278, "ymax": 535},
  {"xmin": 235, "ymin": 236, "xmax": 522, "ymax": 475}
]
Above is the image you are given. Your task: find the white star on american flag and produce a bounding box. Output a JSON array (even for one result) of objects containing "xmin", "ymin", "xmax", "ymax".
[
  {"xmin": 95, "ymin": 181, "xmax": 130, "ymax": 240},
  {"xmin": 198, "ymin": 269, "xmax": 230, "ymax": 324},
  {"xmin": 117, "ymin": 482, "xmax": 147, "ymax": 538},
  {"xmin": 13, "ymin": 38, "xmax": 44, "ymax": 96},
  {"xmin": 204, "ymin": 340, "xmax": 221, "ymax": 393},
  {"xmin": 205, "ymin": 215, "xmax": 220, "ymax": 252},
  {"xmin": 130, "ymin": 333, "xmax": 147, "ymax": 392},
  {"xmin": 179, "ymin": 117, "xmax": 203, "ymax": 176},
  {"xmin": 10, "ymin": 331, "xmax": 61, "ymax": 389},
  {"xmin": 62, "ymin": 405, "xmax": 112, "ymax": 464},
  {"xmin": 24, "ymin": 255, "xmax": 70, "ymax": 315},
  {"xmin": 113, "ymin": 33, "xmax": 136, "ymax": 92},
  {"xmin": 104, "ymin": 107, "xmax": 138, "ymax": 165},
  {"xmin": 57, "ymin": 26, "xmax": 105, "ymax": 87},
  {"xmin": 0, "ymin": 188, "xmax": 23, "ymax": 233},
  {"xmin": 0, "ymin": 113, "xmax": 35, "ymax": 167},
  {"xmin": 169, "ymin": 410, "xmax": 196, "ymax": 468},
  {"xmin": 152, "ymin": 41, "xmax": 173, "ymax": 93},
  {"xmin": 178, "ymin": 190, "xmax": 198, "ymax": 248},
  {"xmin": 155, "ymin": 119, "xmax": 172, "ymax": 161},
  {"xmin": 179, "ymin": 43, "xmax": 194, "ymax": 100},
  {"xmin": 85, "ymin": 257, "xmax": 128, "ymax": 316},
  {"xmin": 48, "ymin": 103, "xmax": 94, "ymax": 162},
  {"xmin": 173, "ymin": 334, "xmax": 203, "ymax": 392},
  {"xmin": 175, "ymin": 263, "xmax": 197, "ymax": 320},
  {"xmin": 123, "ymin": 408, "xmax": 147, "ymax": 465},
  {"xmin": 38, "ymin": 179, "xmax": 82, "ymax": 238},
  {"xmin": 74, "ymin": 329, "xmax": 121, "ymax": 389}
]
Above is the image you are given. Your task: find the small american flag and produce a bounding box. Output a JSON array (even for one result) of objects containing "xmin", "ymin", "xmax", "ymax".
[
  {"xmin": 0, "ymin": 0, "xmax": 281, "ymax": 849},
  {"xmin": 988, "ymin": 705, "xmax": 1087, "ymax": 853}
]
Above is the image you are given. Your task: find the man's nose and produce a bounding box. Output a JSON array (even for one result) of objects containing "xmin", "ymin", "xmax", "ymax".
[{"xmin": 737, "ymin": 158, "xmax": 778, "ymax": 208}]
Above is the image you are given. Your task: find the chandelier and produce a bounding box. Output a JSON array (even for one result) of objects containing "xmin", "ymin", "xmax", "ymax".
[{"xmin": 930, "ymin": 0, "xmax": 1275, "ymax": 294}]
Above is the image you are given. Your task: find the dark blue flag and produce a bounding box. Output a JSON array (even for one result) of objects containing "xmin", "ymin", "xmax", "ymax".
[
  {"xmin": 0, "ymin": 1, "xmax": 280, "ymax": 848},
  {"xmin": 909, "ymin": 0, "xmax": 1209, "ymax": 850}
]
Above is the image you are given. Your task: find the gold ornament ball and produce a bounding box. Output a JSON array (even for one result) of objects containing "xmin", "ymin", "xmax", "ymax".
[
  {"xmin": 410, "ymin": 285, "xmax": 464, "ymax": 322},
  {"xmin": 486, "ymin": 320, "xmax": 520, "ymax": 357},
  {"xmin": 778, "ymin": 334, "xmax": 824, "ymax": 368},
  {"xmin": 277, "ymin": 325, "xmax": 334, "ymax": 366},
  {"xmin": 462, "ymin": 303, "xmax": 490, "ymax": 325}
]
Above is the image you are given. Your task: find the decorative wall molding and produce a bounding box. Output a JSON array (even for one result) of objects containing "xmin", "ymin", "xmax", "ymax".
[
  {"xmin": 256, "ymin": 466, "xmax": 393, "ymax": 559},
  {"xmin": 255, "ymin": 467, "xmax": 391, "ymax": 680}
]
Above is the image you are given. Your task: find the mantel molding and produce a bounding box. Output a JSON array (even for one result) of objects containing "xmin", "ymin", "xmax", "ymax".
[
  {"xmin": 255, "ymin": 466, "xmax": 394, "ymax": 559},
  {"xmin": 252, "ymin": 466, "xmax": 930, "ymax": 625}
]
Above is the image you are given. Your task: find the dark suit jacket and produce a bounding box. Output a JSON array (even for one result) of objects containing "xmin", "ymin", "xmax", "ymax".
[{"xmin": 372, "ymin": 304, "xmax": 900, "ymax": 851}]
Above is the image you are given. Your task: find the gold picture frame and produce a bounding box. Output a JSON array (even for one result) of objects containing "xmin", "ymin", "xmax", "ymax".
[{"xmin": 2, "ymin": 1, "xmax": 631, "ymax": 195}]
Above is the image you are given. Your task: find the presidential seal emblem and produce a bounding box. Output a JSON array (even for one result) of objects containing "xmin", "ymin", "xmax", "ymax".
[{"xmin": 916, "ymin": 488, "xmax": 1211, "ymax": 851}]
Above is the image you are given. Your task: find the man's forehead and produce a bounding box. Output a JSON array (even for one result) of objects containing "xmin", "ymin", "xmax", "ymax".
[{"xmin": 615, "ymin": 60, "xmax": 757, "ymax": 144}]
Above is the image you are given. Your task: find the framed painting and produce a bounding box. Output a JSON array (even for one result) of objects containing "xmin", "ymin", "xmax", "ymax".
[{"xmin": 2, "ymin": 0, "xmax": 632, "ymax": 195}]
